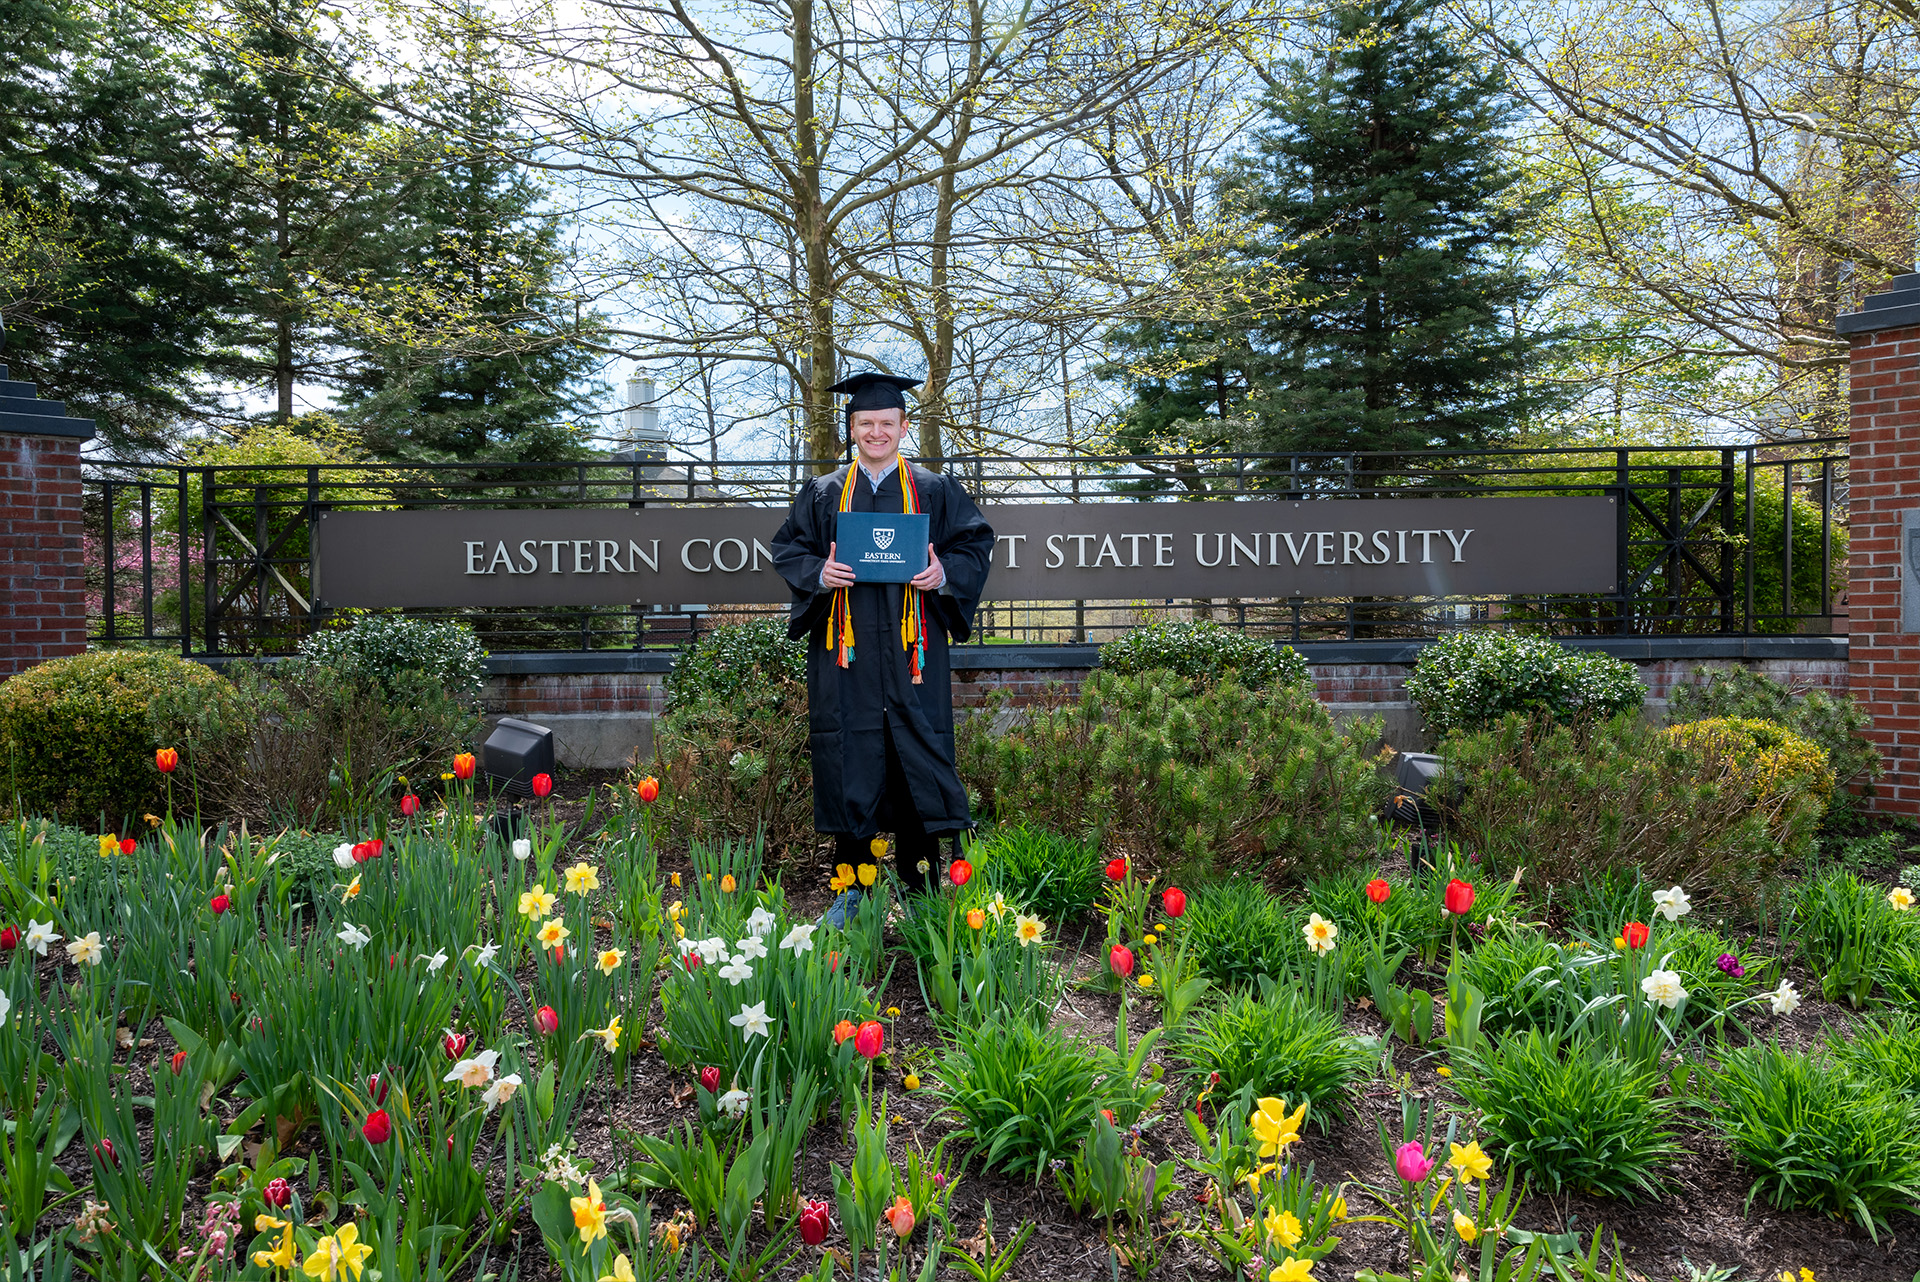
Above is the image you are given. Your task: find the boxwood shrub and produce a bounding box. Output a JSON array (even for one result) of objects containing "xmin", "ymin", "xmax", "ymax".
[
  {"xmin": 1405, "ymin": 631, "xmax": 1644, "ymax": 740},
  {"xmin": 1098, "ymin": 619, "xmax": 1309, "ymax": 691}
]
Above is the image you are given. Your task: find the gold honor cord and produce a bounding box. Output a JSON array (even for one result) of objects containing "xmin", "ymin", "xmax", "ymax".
[{"xmin": 827, "ymin": 456, "xmax": 927, "ymax": 683}]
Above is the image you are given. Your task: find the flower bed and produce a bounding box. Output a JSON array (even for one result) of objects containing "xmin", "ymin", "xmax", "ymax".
[{"xmin": 3, "ymin": 753, "xmax": 1919, "ymax": 1281}]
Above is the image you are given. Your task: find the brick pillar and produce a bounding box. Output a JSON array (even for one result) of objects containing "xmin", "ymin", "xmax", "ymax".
[
  {"xmin": 1839, "ymin": 272, "xmax": 1920, "ymax": 815},
  {"xmin": 0, "ymin": 343, "xmax": 97, "ymax": 678}
]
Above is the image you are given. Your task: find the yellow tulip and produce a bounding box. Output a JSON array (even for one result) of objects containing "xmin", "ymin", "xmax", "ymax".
[
  {"xmin": 1251, "ymin": 1097, "xmax": 1307, "ymax": 1158},
  {"xmin": 301, "ymin": 1223, "xmax": 372, "ymax": 1280}
]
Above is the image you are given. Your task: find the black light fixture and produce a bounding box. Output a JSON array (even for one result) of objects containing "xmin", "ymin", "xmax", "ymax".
[
  {"xmin": 482, "ymin": 717, "xmax": 556, "ymax": 798},
  {"xmin": 1383, "ymin": 750, "xmax": 1446, "ymax": 873}
]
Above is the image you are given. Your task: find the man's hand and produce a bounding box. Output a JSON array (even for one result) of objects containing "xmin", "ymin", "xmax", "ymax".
[
  {"xmin": 820, "ymin": 542, "xmax": 856, "ymax": 589},
  {"xmin": 910, "ymin": 544, "xmax": 946, "ymax": 591}
]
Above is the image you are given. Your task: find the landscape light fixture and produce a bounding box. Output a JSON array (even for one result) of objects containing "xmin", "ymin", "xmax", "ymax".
[
  {"xmin": 1384, "ymin": 750, "xmax": 1446, "ymax": 872},
  {"xmin": 482, "ymin": 717, "xmax": 556, "ymax": 798}
]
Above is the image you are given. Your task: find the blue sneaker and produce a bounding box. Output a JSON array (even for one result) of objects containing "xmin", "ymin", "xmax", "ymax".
[{"xmin": 821, "ymin": 887, "xmax": 864, "ymax": 929}]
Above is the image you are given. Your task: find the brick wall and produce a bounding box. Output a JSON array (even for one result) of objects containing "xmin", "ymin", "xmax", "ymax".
[
  {"xmin": 0, "ymin": 431, "xmax": 89, "ymax": 677},
  {"xmin": 1840, "ymin": 273, "xmax": 1920, "ymax": 815}
]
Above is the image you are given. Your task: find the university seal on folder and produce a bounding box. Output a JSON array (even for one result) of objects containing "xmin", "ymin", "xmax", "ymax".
[{"xmin": 836, "ymin": 511, "xmax": 929, "ymax": 582}]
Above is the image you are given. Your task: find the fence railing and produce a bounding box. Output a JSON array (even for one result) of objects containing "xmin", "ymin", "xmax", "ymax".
[{"xmin": 83, "ymin": 441, "xmax": 1848, "ymax": 655}]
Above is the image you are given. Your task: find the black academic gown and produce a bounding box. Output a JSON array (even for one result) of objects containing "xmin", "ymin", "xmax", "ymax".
[{"xmin": 770, "ymin": 462, "xmax": 995, "ymax": 838}]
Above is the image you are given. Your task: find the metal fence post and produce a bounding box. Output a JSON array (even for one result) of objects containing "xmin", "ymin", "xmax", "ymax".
[{"xmin": 1614, "ymin": 449, "xmax": 1632, "ymax": 635}]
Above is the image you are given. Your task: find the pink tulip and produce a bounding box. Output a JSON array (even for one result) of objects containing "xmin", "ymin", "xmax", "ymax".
[{"xmin": 1395, "ymin": 1141, "xmax": 1435, "ymax": 1183}]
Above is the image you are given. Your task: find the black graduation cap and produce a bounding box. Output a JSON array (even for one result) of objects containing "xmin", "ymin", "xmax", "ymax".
[{"xmin": 829, "ymin": 371, "xmax": 922, "ymax": 420}]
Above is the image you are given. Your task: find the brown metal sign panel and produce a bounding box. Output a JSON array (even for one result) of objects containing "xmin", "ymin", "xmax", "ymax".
[{"xmin": 312, "ymin": 496, "xmax": 1617, "ymax": 608}]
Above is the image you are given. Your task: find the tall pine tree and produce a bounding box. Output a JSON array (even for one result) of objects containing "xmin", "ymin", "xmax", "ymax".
[{"xmin": 1229, "ymin": 0, "xmax": 1557, "ymax": 465}]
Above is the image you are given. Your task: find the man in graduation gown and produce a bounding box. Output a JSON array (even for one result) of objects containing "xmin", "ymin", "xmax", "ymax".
[{"xmin": 770, "ymin": 372, "xmax": 995, "ymax": 918}]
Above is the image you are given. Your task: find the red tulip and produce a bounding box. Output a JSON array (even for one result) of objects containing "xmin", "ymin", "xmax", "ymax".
[
  {"xmin": 854, "ymin": 1020, "xmax": 885, "ymax": 1059},
  {"xmin": 1100, "ymin": 1109, "xmax": 1115, "ymax": 1126},
  {"xmin": 366, "ymin": 839, "xmax": 383, "ymax": 860},
  {"xmin": 0, "ymin": 925, "xmax": 18, "ymax": 950},
  {"xmin": 155, "ymin": 747, "xmax": 179, "ymax": 773},
  {"xmin": 798, "ymin": 1199, "xmax": 831, "ymax": 1246},
  {"xmin": 453, "ymin": 753, "xmax": 477, "ymax": 781},
  {"xmin": 1104, "ymin": 857, "xmax": 1128, "ymax": 882},
  {"xmin": 263, "ymin": 1177, "xmax": 291, "ymax": 1208},
  {"xmin": 534, "ymin": 1005, "xmax": 559, "ymax": 1035},
  {"xmin": 699, "ymin": 1066, "xmax": 722, "ymax": 1093},
  {"xmin": 443, "ymin": 1030, "xmax": 469, "ymax": 1060},
  {"xmin": 530, "ymin": 772, "xmax": 553, "ymax": 798},
  {"xmin": 1366, "ymin": 878, "xmax": 1391, "ymax": 905},
  {"xmin": 362, "ymin": 1110, "xmax": 392, "ymax": 1144},
  {"xmin": 1444, "ymin": 879, "xmax": 1475, "ymax": 915},
  {"xmin": 637, "ymin": 776, "xmax": 660, "ymax": 804},
  {"xmin": 1161, "ymin": 886, "xmax": 1187, "ymax": 918},
  {"xmin": 94, "ymin": 1138, "xmax": 117, "ymax": 1166},
  {"xmin": 119, "ymin": 837, "xmax": 136, "ymax": 855},
  {"xmin": 1623, "ymin": 921, "xmax": 1650, "ymax": 949},
  {"xmin": 1109, "ymin": 944, "xmax": 1134, "ymax": 977},
  {"xmin": 352, "ymin": 842, "xmax": 372, "ymax": 865},
  {"xmin": 446, "ymin": 1135, "xmax": 455, "ymax": 1158},
  {"xmin": 683, "ymin": 952, "xmax": 702, "ymax": 971},
  {"xmin": 833, "ymin": 1019, "xmax": 856, "ymax": 1045},
  {"xmin": 210, "ymin": 893, "xmax": 231, "ymax": 915},
  {"xmin": 948, "ymin": 859, "xmax": 973, "ymax": 888},
  {"xmin": 366, "ymin": 1072, "xmax": 390, "ymax": 1104},
  {"xmin": 399, "ymin": 793, "xmax": 420, "ymax": 817},
  {"xmin": 170, "ymin": 1050, "xmax": 188, "ymax": 1074}
]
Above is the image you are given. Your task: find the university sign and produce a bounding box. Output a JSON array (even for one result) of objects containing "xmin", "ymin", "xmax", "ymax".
[{"xmin": 312, "ymin": 495, "xmax": 1617, "ymax": 607}]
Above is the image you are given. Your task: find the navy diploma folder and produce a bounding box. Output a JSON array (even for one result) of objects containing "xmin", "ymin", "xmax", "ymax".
[{"xmin": 836, "ymin": 511, "xmax": 930, "ymax": 582}]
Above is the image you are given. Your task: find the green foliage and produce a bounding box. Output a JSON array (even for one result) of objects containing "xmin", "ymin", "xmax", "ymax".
[
  {"xmin": 296, "ymin": 614, "xmax": 487, "ymax": 709},
  {"xmin": 0, "ymin": 650, "xmax": 235, "ymax": 824},
  {"xmin": 1668, "ymin": 666, "xmax": 1878, "ymax": 791},
  {"xmin": 1792, "ymin": 868, "xmax": 1913, "ymax": 1006},
  {"xmin": 1827, "ymin": 1016, "xmax": 1920, "ymax": 1102},
  {"xmin": 1181, "ymin": 878, "xmax": 1297, "ymax": 990},
  {"xmin": 935, "ymin": 1013, "xmax": 1155, "ymax": 1179},
  {"xmin": 1440, "ymin": 712, "xmax": 1829, "ymax": 897},
  {"xmin": 1708, "ymin": 1043, "xmax": 1920, "ymax": 1240},
  {"xmin": 1453, "ymin": 1032, "xmax": 1680, "ymax": 1200},
  {"xmin": 959, "ymin": 669, "xmax": 1386, "ymax": 877},
  {"xmin": 1174, "ymin": 985, "xmax": 1370, "ymax": 1125},
  {"xmin": 1406, "ymin": 632, "xmax": 1645, "ymax": 740},
  {"xmin": 968, "ymin": 824, "xmax": 1103, "ymax": 925},
  {"xmin": 1097, "ymin": 621, "xmax": 1308, "ymax": 691},
  {"xmin": 664, "ymin": 619, "xmax": 807, "ymax": 718},
  {"xmin": 1456, "ymin": 927, "xmax": 1572, "ymax": 1038}
]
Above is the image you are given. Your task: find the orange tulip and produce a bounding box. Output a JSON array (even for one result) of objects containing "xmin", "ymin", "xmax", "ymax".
[
  {"xmin": 453, "ymin": 752, "xmax": 477, "ymax": 781},
  {"xmin": 155, "ymin": 747, "xmax": 179, "ymax": 773}
]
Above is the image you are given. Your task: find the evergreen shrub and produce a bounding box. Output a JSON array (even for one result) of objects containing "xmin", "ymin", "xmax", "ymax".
[
  {"xmin": 1668, "ymin": 666, "xmax": 1876, "ymax": 801},
  {"xmin": 295, "ymin": 614, "xmax": 487, "ymax": 708},
  {"xmin": 1098, "ymin": 620, "xmax": 1309, "ymax": 690},
  {"xmin": 1405, "ymin": 632, "xmax": 1643, "ymax": 740},
  {"xmin": 959, "ymin": 669, "xmax": 1386, "ymax": 877},
  {"xmin": 0, "ymin": 650, "xmax": 236, "ymax": 824}
]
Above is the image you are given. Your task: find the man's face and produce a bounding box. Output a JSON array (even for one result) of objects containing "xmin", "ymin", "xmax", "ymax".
[{"xmin": 849, "ymin": 408, "xmax": 909, "ymax": 467}]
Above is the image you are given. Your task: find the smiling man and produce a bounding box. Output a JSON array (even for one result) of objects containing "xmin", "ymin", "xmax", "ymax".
[{"xmin": 770, "ymin": 372, "xmax": 995, "ymax": 921}]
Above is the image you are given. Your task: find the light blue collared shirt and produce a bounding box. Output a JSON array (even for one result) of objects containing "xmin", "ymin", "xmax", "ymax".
[{"xmin": 859, "ymin": 457, "xmax": 900, "ymax": 492}]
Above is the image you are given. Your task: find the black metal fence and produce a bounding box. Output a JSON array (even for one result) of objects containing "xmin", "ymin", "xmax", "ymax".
[{"xmin": 84, "ymin": 441, "xmax": 1848, "ymax": 655}]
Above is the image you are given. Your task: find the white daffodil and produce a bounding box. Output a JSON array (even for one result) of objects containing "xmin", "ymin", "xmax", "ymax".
[
  {"xmin": 987, "ymin": 892, "xmax": 1010, "ymax": 920},
  {"xmin": 468, "ymin": 941, "xmax": 500, "ymax": 968},
  {"xmin": 695, "ymin": 936, "xmax": 729, "ymax": 965},
  {"xmin": 66, "ymin": 932, "xmax": 105, "ymax": 967},
  {"xmin": 0, "ymin": 989, "xmax": 11, "ymax": 1027},
  {"xmin": 1652, "ymin": 886, "xmax": 1692, "ymax": 921},
  {"xmin": 730, "ymin": 1001, "xmax": 772, "ymax": 1039},
  {"xmin": 511, "ymin": 838, "xmax": 532, "ymax": 862},
  {"xmin": 676, "ymin": 937, "xmax": 699, "ymax": 957},
  {"xmin": 337, "ymin": 922, "xmax": 372, "ymax": 950},
  {"xmin": 420, "ymin": 948, "xmax": 450, "ymax": 973},
  {"xmin": 718, "ymin": 954, "xmax": 754, "ymax": 985},
  {"xmin": 1892, "ymin": 886, "xmax": 1916, "ymax": 912},
  {"xmin": 1302, "ymin": 913, "xmax": 1339, "ymax": 955},
  {"xmin": 745, "ymin": 907, "xmax": 776, "ymax": 937},
  {"xmin": 1769, "ymin": 979, "xmax": 1801, "ymax": 1016},
  {"xmin": 1640, "ymin": 969, "xmax": 1686, "ymax": 1009},
  {"xmin": 24, "ymin": 920, "xmax": 60, "ymax": 956},
  {"xmin": 780, "ymin": 922, "xmax": 816, "ymax": 954},
  {"xmin": 483, "ymin": 1072, "xmax": 523, "ymax": 1111},
  {"xmin": 718, "ymin": 1088, "xmax": 750, "ymax": 1116},
  {"xmin": 736, "ymin": 935, "xmax": 768, "ymax": 961},
  {"xmin": 444, "ymin": 1048, "xmax": 500, "ymax": 1089},
  {"xmin": 332, "ymin": 843, "xmax": 356, "ymax": 869}
]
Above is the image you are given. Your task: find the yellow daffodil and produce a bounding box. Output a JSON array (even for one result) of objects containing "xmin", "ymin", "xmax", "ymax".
[
  {"xmin": 669, "ymin": 872, "xmax": 681, "ymax": 888},
  {"xmin": 98, "ymin": 833, "xmax": 117, "ymax": 858},
  {"xmin": 253, "ymin": 1219, "xmax": 296, "ymax": 1271},
  {"xmin": 519, "ymin": 884, "xmax": 556, "ymax": 918},
  {"xmin": 302, "ymin": 1222, "xmax": 372, "ymax": 1280},
  {"xmin": 1252, "ymin": 1097, "xmax": 1307, "ymax": 1158},
  {"xmin": 857, "ymin": 863, "xmax": 877, "ymax": 887},
  {"xmin": 586, "ymin": 1015, "xmax": 622, "ymax": 1052},
  {"xmin": 599, "ymin": 1255, "xmax": 636, "ymax": 1282},
  {"xmin": 571, "ymin": 1179, "xmax": 608, "ymax": 1244},
  {"xmin": 1330, "ymin": 1195, "xmax": 1347, "ymax": 1222},
  {"xmin": 1269, "ymin": 1257, "xmax": 1314, "ymax": 1282},
  {"xmin": 830, "ymin": 863, "xmax": 856, "ymax": 892},
  {"xmin": 342, "ymin": 876, "xmax": 361, "ymax": 902},
  {"xmin": 564, "ymin": 862, "xmax": 600, "ymax": 896},
  {"xmin": 596, "ymin": 947, "xmax": 624, "ymax": 975},
  {"xmin": 1263, "ymin": 1207, "xmax": 1303, "ymax": 1248},
  {"xmin": 537, "ymin": 918, "xmax": 571, "ymax": 948},
  {"xmin": 1453, "ymin": 1211, "xmax": 1478, "ymax": 1242},
  {"xmin": 1243, "ymin": 1163, "xmax": 1276, "ymax": 1194},
  {"xmin": 1450, "ymin": 1140, "xmax": 1492, "ymax": 1183},
  {"xmin": 1892, "ymin": 887, "xmax": 1915, "ymax": 912}
]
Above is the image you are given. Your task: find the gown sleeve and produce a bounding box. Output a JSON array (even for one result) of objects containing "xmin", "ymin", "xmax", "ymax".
[
  {"xmin": 926, "ymin": 471, "xmax": 995, "ymax": 643},
  {"xmin": 771, "ymin": 479, "xmax": 834, "ymax": 640}
]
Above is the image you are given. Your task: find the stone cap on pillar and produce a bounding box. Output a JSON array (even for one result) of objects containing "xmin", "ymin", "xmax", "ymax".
[
  {"xmin": 0, "ymin": 323, "xmax": 96, "ymax": 442},
  {"xmin": 1838, "ymin": 272, "xmax": 1920, "ymax": 336}
]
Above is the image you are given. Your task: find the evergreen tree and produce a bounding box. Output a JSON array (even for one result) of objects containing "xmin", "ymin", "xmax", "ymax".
[
  {"xmin": 1227, "ymin": 0, "xmax": 1559, "ymax": 466},
  {"xmin": 332, "ymin": 69, "xmax": 603, "ymax": 467}
]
